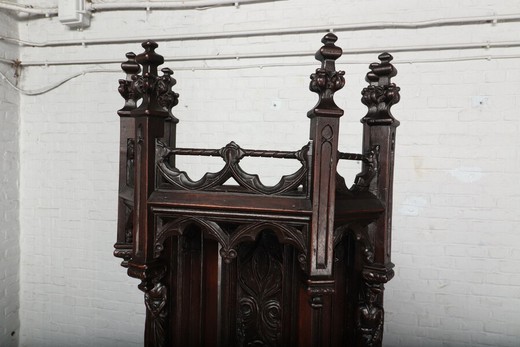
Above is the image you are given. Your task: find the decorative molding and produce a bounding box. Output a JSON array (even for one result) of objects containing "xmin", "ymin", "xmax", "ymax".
[
  {"xmin": 306, "ymin": 279, "xmax": 335, "ymax": 309},
  {"xmin": 113, "ymin": 247, "xmax": 132, "ymax": 267},
  {"xmin": 155, "ymin": 217, "xmax": 308, "ymax": 267},
  {"xmin": 230, "ymin": 222, "xmax": 307, "ymax": 259},
  {"xmin": 154, "ymin": 216, "xmax": 227, "ymax": 259},
  {"xmin": 362, "ymin": 264, "xmax": 395, "ymax": 285},
  {"xmin": 126, "ymin": 138, "xmax": 135, "ymax": 187},
  {"xmin": 114, "ymin": 201, "xmax": 133, "ymax": 267}
]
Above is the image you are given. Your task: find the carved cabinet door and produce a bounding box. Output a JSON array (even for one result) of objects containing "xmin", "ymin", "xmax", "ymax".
[{"xmin": 161, "ymin": 228, "xmax": 313, "ymax": 347}]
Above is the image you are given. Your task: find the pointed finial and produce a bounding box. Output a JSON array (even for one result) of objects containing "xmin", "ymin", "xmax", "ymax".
[
  {"xmin": 157, "ymin": 67, "xmax": 180, "ymax": 123},
  {"xmin": 131, "ymin": 41, "xmax": 170, "ymax": 117},
  {"xmin": 307, "ymin": 33, "xmax": 345, "ymax": 118},
  {"xmin": 136, "ymin": 40, "xmax": 164, "ymax": 75},
  {"xmin": 121, "ymin": 52, "xmax": 141, "ymax": 76},
  {"xmin": 371, "ymin": 52, "xmax": 397, "ymax": 86},
  {"xmin": 315, "ymin": 33, "xmax": 343, "ymax": 72},
  {"xmin": 365, "ymin": 63, "xmax": 379, "ymax": 85},
  {"xmin": 118, "ymin": 52, "xmax": 142, "ymax": 117},
  {"xmin": 361, "ymin": 52, "xmax": 400, "ymax": 126}
]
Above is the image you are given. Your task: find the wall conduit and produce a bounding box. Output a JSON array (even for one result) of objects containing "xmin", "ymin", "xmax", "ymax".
[
  {"xmin": 0, "ymin": 13, "xmax": 519, "ymax": 48},
  {"xmin": 14, "ymin": 40, "xmax": 520, "ymax": 67},
  {"xmin": 0, "ymin": 0, "xmax": 281, "ymax": 17}
]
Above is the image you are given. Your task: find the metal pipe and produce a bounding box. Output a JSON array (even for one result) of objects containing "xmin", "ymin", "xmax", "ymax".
[
  {"xmin": 2, "ymin": 13, "xmax": 520, "ymax": 48},
  {"xmin": 17, "ymin": 40, "xmax": 520, "ymax": 67},
  {"xmin": 0, "ymin": 0, "xmax": 57, "ymax": 15},
  {"xmin": 0, "ymin": 0, "xmax": 279, "ymax": 17},
  {"xmin": 4, "ymin": 53, "xmax": 520, "ymax": 96},
  {"xmin": 89, "ymin": 0, "xmax": 280, "ymax": 11}
]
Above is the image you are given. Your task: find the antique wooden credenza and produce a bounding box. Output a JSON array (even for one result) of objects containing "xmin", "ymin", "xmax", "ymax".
[{"xmin": 114, "ymin": 33, "xmax": 400, "ymax": 347}]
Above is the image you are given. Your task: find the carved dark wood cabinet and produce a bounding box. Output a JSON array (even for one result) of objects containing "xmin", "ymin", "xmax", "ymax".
[{"xmin": 115, "ymin": 34, "xmax": 400, "ymax": 347}]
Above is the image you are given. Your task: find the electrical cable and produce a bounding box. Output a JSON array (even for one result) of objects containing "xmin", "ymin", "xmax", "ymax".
[
  {"xmin": 0, "ymin": 0, "xmax": 279, "ymax": 17},
  {"xmin": 0, "ymin": 0, "xmax": 57, "ymax": 15},
  {"xmin": 0, "ymin": 68, "xmax": 118, "ymax": 96},
  {"xmin": 88, "ymin": 0, "xmax": 281, "ymax": 11},
  {"xmin": 15, "ymin": 40, "xmax": 520, "ymax": 67},
  {"xmin": 2, "ymin": 7, "xmax": 520, "ymax": 95},
  {"xmin": 1, "ymin": 13, "xmax": 520, "ymax": 48},
  {"xmin": 2, "ymin": 53, "xmax": 520, "ymax": 96}
]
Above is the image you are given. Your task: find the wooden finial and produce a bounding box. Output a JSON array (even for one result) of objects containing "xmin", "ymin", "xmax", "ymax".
[
  {"xmin": 118, "ymin": 52, "xmax": 141, "ymax": 117},
  {"xmin": 371, "ymin": 52, "xmax": 397, "ymax": 87},
  {"xmin": 307, "ymin": 33, "xmax": 345, "ymax": 118},
  {"xmin": 361, "ymin": 53, "xmax": 400, "ymax": 126},
  {"xmin": 136, "ymin": 40, "xmax": 164, "ymax": 75},
  {"xmin": 158, "ymin": 67, "xmax": 180, "ymax": 123},
  {"xmin": 131, "ymin": 41, "xmax": 172, "ymax": 118}
]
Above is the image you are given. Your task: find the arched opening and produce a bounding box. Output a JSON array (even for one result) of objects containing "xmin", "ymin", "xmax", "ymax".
[{"xmin": 162, "ymin": 223, "xmax": 220, "ymax": 347}]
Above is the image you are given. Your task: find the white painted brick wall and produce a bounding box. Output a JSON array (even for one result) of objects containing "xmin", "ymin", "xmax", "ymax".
[
  {"xmin": 8, "ymin": 0, "xmax": 520, "ymax": 346},
  {"xmin": 0, "ymin": 10, "xmax": 20, "ymax": 347}
]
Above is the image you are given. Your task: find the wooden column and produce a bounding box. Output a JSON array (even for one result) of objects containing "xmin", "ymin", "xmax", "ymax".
[
  {"xmin": 305, "ymin": 33, "xmax": 345, "ymax": 346},
  {"xmin": 356, "ymin": 53, "xmax": 400, "ymax": 347},
  {"xmin": 115, "ymin": 52, "xmax": 140, "ymax": 267},
  {"xmin": 119, "ymin": 41, "xmax": 179, "ymax": 347}
]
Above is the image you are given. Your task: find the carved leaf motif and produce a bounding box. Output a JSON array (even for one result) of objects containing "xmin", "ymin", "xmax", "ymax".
[{"xmin": 237, "ymin": 234, "xmax": 283, "ymax": 346}]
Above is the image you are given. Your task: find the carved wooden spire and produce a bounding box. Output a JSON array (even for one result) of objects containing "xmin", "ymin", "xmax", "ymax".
[
  {"xmin": 128, "ymin": 40, "xmax": 179, "ymax": 118},
  {"xmin": 307, "ymin": 33, "xmax": 346, "ymax": 118},
  {"xmin": 361, "ymin": 52, "xmax": 400, "ymax": 126},
  {"xmin": 118, "ymin": 52, "xmax": 141, "ymax": 117}
]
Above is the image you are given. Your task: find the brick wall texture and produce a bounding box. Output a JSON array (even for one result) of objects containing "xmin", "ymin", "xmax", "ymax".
[{"xmin": 1, "ymin": 0, "xmax": 519, "ymax": 346}]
